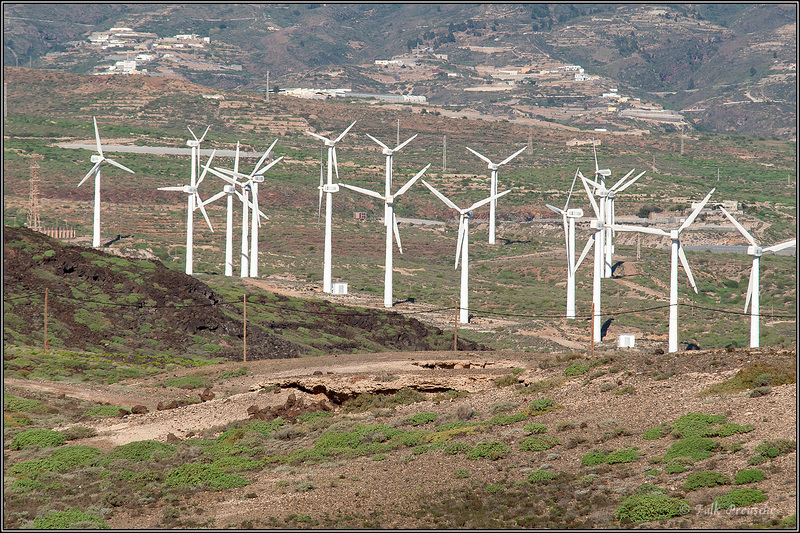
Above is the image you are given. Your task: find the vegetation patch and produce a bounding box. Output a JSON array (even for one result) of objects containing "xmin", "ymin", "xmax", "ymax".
[
  {"xmin": 520, "ymin": 435, "xmax": 560, "ymax": 452},
  {"xmin": 734, "ymin": 469, "xmax": 766, "ymax": 485},
  {"xmin": 466, "ymin": 441, "xmax": 510, "ymax": 460},
  {"xmin": 523, "ymin": 423, "xmax": 548, "ymax": 434},
  {"xmin": 615, "ymin": 492, "xmax": 689, "ymax": 523},
  {"xmin": 563, "ymin": 361, "xmax": 589, "ymax": 377},
  {"xmin": 98, "ymin": 440, "xmax": 175, "ymax": 465},
  {"xmin": 683, "ymin": 470, "xmax": 730, "ymax": 491},
  {"xmin": 713, "ymin": 488, "xmax": 767, "ymax": 509},
  {"xmin": 165, "ymin": 462, "xmax": 250, "ymax": 490},
  {"xmin": 700, "ymin": 363, "xmax": 795, "ymax": 396},
  {"xmin": 642, "ymin": 424, "xmax": 672, "ymax": 440},
  {"xmin": 32, "ymin": 508, "xmax": 109, "ymax": 529},
  {"xmin": 663, "ymin": 437, "xmax": 718, "ymax": 462},
  {"xmin": 10, "ymin": 429, "xmax": 66, "ymax": 450},
  {"xmin": 160, "ymin": 375, "xmax": 210, "ymax": 389},
  {"xmin": 527, "ymin": 469, "xmax": 557, "ymax": 483}
]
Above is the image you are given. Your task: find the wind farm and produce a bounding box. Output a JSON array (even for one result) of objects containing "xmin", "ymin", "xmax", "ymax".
[{"xmin": 2, "ymin": 6, "xmax": 797, "ymax": 529}]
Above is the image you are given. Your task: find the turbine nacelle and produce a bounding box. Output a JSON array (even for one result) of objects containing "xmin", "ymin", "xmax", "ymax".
[
  {"xmin": 187, "ymin": 140, "xmax": 200, "ymax": 148},
  {"xmin": 748, "ymin": 246, "xmax": 763, "ymax": 257},
  {"xmin": 321, "ymin": 184, "xmax": 340, "ymax": 193},
  {"xmin": 567, "ymin": 208, "xmax": 584, "ymax": 218},
  {"xmin": 90, "ymin": 154, "xmax": 103, "ymax": 164}
]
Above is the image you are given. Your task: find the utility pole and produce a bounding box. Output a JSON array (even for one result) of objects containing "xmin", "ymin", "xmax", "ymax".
[
  {"xmin": 243, "ymin": 294, "xmax": 247, "ymax": 363},
  {"xmin": 680, "ymin": 123, "xmax": 684, "ymax": 155},
  {"xmin": 28, "ymin": 157, "xmax": 41, "ymax": 230},
  {"xmin": 442, "ymin": 135, "xmax": 446, "ymax": 171},
  {"xmin": 453, "ymin": 303, "xmax": 458, "ymax": 351},
  {"xmin": 396, "ymin": 118, "xmax": 400, "ymax": 146},
  {"xmin": 265, "ymin": 70, "xmax": 269, "ymax": 101},
  {"xmin": 44, "ymin": 288, "xmax": 49, "ymax": 354}
]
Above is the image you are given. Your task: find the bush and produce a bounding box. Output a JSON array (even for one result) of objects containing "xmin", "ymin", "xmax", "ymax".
[
  {"xmin": 524, "ymin": 423, "xmax": 548, "ymax": 434},
  {"xmin": 165, "ymin": 462, "xmax": 250, "ymax": 490},
  {"xmin": 581, "ymin": 451, "xmax": 607, "ymax": 466},
  {"xmin": 604, "ymin": 448, "xmax": 639, "ymax": 464},
  {"xmin": 485, "ymin": 483, "xmax": 505, "ymax": 493},
  {"xmin": 161, "ymin": 375, "xmax": 210, "ymax": 389},
  {"xmin": 615, "ymin": 493, "xmax": 689, "ymax": 523},
  {"xmin": 753, "ymin": 439, "xmax": 796, "ymax": 460},
  {"xmin": 715, "ymin": 422, "xmax": 755, "ymax": 437},
  {"xmin": 407, "ymin": 412, "xmax": 437, "ymax": 426},
  {"xmin": 60, "ymin": 426, "xmax": 98, "ymax": 440},
  {"xmin": 527, "ymin": 398, "xmax": 554, "ymax": 414},
  {"xmin": 98, "ymin": 440, "xmax": 175, "ymax": 465},
  {"xmin": 663, "ymin": 437, "xmax": 717, "ymax": 462},
  {"xmin": 683, "ymin": 471, "xmax": 730, "ymax": 491},
  {"xmin": 443, "ymin": 442, "xmax": 473, "ymax": 455},
  {"xmin": 564, "ymin": 361, "xmax": 589, "ymax": 376},
  {"xmin": 713, "ymin": 488, "xmax": 767, "ymax": 509},
  {"xmin": 642, "ymin": 424, "xmax": 672, "ymax": 440},
  {"xmin": 85, "ymin": 405, "xmax": 130, "ymax": 418},
  {"xmin": 527, "ymin": 469, "xmax": 557, "ymax": 483},
  {"xmin": 519, "ymin": 435, "xmax": 560, "ymax": 452},
  {"xmin": 749, "ymin": 386, "xmax": 771, "ymax": 397},
  {"xmin": 32, "ymin": 509, "xmax": 109, "ymax": 529},
  {"xmin": 671, "ymin": 412, "xmax": 727, "ymax": 438},
  {"xmin": 10, "ymin": 429, "xmax": 66, "ymax": 450},
  {"xmin": 467, "ymin": 441, "xmax": 510, "ymax": 460},
  {"xmin": 494, "ymin": 374, "xmax": 519, "ymax": 388},
  {"xmin": 734, "ymin": 469, "xmax": 765, "ymax": 485}
]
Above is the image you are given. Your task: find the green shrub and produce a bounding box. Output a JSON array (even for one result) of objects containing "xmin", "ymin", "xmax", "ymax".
[
  {"xmin": 485, "ymin": 483, "xmax": 505, "ymax": 493},
  {"xmin": 211, "ymin": 456, "xmax": 263, "ymax": 472},
  {"xmin": 663, "ymin": 437, "xmax": 717, "ymax": 462},
  {"xmin": 4, "ymin": 394, "xmax": 46, "ymax": 412},
  {"xmin": 220, "ymin": 366, "xmax": 248, "ymax": 379},
  {"xmin": 161, "ymin": 375, "xmax": 210, "ymax": 389},
  {"xmin": 734, "ymin": 469, "xmax": 765, "ymax": 485},
  {"xmin": 372, "ymin": 453, "xmax": 388, "ymax": 461},
  {"xmin": 519, "ymin": 435, "xmax": 560, "ymax": 452},
  {"xmin": 746, "ymin": 455, "xmax": 768, "ymax": 466},
  {"xmin": 408, "ymin": 412, "xmax": 437, "ymax": 426},
  {"xmin": 485, "ymin": 413, "xmax": 527, "ymax": 426},
  {"xmin": 453, "ymin": 468, "xmax": 471, "ymax": 478},
  {"xmin": 494, "ymin": 374, "xmax": 519, "ymax": 387},
  {"xmin": 605, "ymin": 448, "xmax": 639, "ymax": 464},
  {"xmin": 713, "ymin": 488, "xmax": 767, "ymax": 509},
  {"xmin": 527, "ymin": 398, "xmax": 554, "ymax": 414},
  {"xmin": 98, "ymin": 440, "xmax": 175, "ymax": 465},
  {"xmin": 642, "ymin": 424, "xmax": 672, "ymax": 440},
  {"xmin": 780, "ymin": 514, "xmax": 796, "ymax": 528},
  {"xmin": 683, "ymin": 471, "xmax": 730, "ymax": 491},
  {"xmin": 443, "ymin": 442, "xmax": 473, "ymax": 455},
  {"xmin": 564, "ymin": 361, "xmax": 589, "ymax": 376},
  {"xmin": 524, "ymin": 423, "xmax": 548, "ymax": 434},
  {"xmin": 615, "ymin": 493, "xmax": 689, "ymax": 523},
  {"xmin": 715, "ymin": 422, "xmax": 755, "ymax": 437},
  {"xmin": 60, "ymin": 426, "xmax": 98, "ymax": 440},
  {"xmin": 32, "ymin": 509, "xmax": 109, "ymax": 529},
  {"xmin": 671, "ymin": 412, "xmax": 727, "ymax": 438},
  {"xmin": 85, "ymin": 405, "xmax": 130, "ymax": 418},
  {"xmin": 665, "ymin": 462, "xmax": 687, "ymax": 474},
  {"xmin": 165, "ymin": 462, "xmax": 250, "ymax": 490},
  {"xmin": 527, "ymin": 469, "xmax": 557, "ymax": 483},
  {"xmin": 10, "ymin": 429, "xmax": 66, "ymax": 450},
  {"xmin": 581, "ymin": 451, "xmax": 607, "ymax": 466},
  {"xmin": 467, "ymin": 441, "xmax": 510, "ymax": 460},
  {"xmin": 749, "ymin": 386, "xmax": 771, "ymax": 397},
  {"xmin": 753, "ymin": 439, "xmax": 796, "ymax": 460}
]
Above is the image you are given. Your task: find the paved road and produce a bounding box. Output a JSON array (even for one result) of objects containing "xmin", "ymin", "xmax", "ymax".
[{"xmin": 58, "ymin": 142, "xmax": 266, "ymax": 159}]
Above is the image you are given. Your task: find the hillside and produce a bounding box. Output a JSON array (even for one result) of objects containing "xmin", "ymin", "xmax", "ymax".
[
  {"xmin": 3, "ymin": 226, "xmax": 483, "ymax": 360},
  {"xmin": 2, "ymin": 3, "xmax": 795, "ymax": 138}
]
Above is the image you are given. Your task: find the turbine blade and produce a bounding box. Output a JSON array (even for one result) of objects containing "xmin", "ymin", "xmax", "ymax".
[
  {"xmin": 305, "ymin": 130, "xmax": 330, "ymax": 143},
  {"xmin": 251, "ymin": 149, "xmax": 271, "ymax": 177},
  {"xmin": 200, "ymin": 190, "xmax": 226, "ymax": 207},
  {"xmin": 208, "ymin": 167, "xmax": 243, "ymax": 186},
  {"xmin": 763, "ymin": 239, "xmax": 796, "ymax": 253},
  {"xmin": 677, "ymin": 246, "xmax": 698, "ymax": 293},
  {"xmin": 197, "ymin": 149, "xmax": 217, "ymax": 186},
  {"xmin": 718, "ymin": 206, "xmax": 757, "ymax": 247},
  {"xmin": 744, "ymin": 263, "xmax": 755, "ymax": 313},
  {"xmin": 188, "ymin": 126, "xmax": 198, "ymax": 142},
  {"xmin": 334, "ymin": 120, "xmax": 357, "ymax": 143},
  {"xmin": 78, "ymin": 162, "xmax": 101, "ymax": 187},
  {"xmin": 592, "ymin": 139, "xmax": 599, "ymax": 173},
  {"xmin": 157, "ymin": 186, "xmax": 185, "ymax": 191},
  {"xmin": 393, "ymin": 133, "xmax": 417, "ymax": 152},
  {"xmin": 468, "ymin": 189, "xmax": 510, "ymax": 213},
  {"xmin": 395, "ymin": 163, "xmax": 430, "ymax": 196},
  {"xmin": 198, "ymin": 126, "xmax": 210, "ymax": 143},
  {"xmin": 392, "ymin": 212, "xmax": 403, "ymax": 254},
  {"xmin": 264, "ymin": 138, "xmax": 279, "ymax": 160},
  {"xmin": 564, "ymin": 168, "xmax": 580, "ymax": 211},
  {"xmin": 613, "ymin": 170, "xmax": 646, "ymax": 194},
  {"xmin": 234, "ymin": 141, "xmax": 240, "ymax": 174},
  {"xmin": 611, "ymin": 168, "xmax": 636, "ymax": 191},
  {"xmin": 611, "ymin": 224, "xmax": 669, "ymax": 237},
  {"xmin": 421, "ymin": 179, "xmax": 459, "ymax": 211},
  {"xmin": 499, "ymin": 145, "xmax": 527, "ymax": 166},
  {"xmin": 546, "ymin": 204, "xmax": 565, "ymax": 215},
  {"xmin": 366, "ymin": 133, "xmax": 389, "ymax": 151},
  {"xmin": 318, "ymin": 148, "xmax": 324, "ymax": 220},
  {"xmin": 575, "ymin": 234, "xmax": 594, "ymax": 270},
  {"xmin": 104, "ymin": 158, "xmax": 135, "ymax": 174},
  {"xmin": 466, "ymin": 146, "xmax": 493, "ymax": 166},
  {"xmin": 340, "ymin": 183, "xmax": 384, "ymax": 201},
  {"xmin": 679, "ymin": 188, "xmax": 715, "ymax": 232},
  {"xmin": 196, "ymin": 195, "xmax": 214, "ymax": 232},
  {"xmin": 93, "ymin": 116, "xmax": 103, "ymax": 158},
  {"xmin": 580, "ymin": 173, "xmax": 602, "ymax": 218},
  {"xmin": 455, "ymin": 217, "xmax": 466, "ymax": 268},
  {"xmin": 333, "ymin": 147, "xmax": 340, "ymax": 182},
  {"xmin": 257, "ymin": 155, "xmax": 284, "ymax": 175}
]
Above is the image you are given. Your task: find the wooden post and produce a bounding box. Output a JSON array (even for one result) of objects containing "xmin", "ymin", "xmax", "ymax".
[
  {"xmin": 44, "ymin": 288, "xmax": 49, "ymax": 354},
  {"xmin": 243, "ymin": 294, "xmax": 247, "ymax": 363},
  {"xmin": 590, "ymin": 302, "xmax": 594, "ymax": 358},
  {"xmin": 453, "ymin": 302, "xmax": 458, "ymax": 352}
]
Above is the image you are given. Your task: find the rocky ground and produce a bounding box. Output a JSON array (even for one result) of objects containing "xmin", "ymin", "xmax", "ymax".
[{"xmin": 5, "ymin": 346, "xmax": 796, "ymax": 529}]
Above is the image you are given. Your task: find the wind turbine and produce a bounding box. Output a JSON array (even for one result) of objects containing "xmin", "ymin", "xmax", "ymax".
[
  {"xmin": 546, "ymin": 169, "xmax": 584, "ymax": 319},
  {"xmin": 578, "ymin": 171, "xmax": 607, "ymax": 343},
  {"xmin": 340, "ymin": 164, "xmax": 431, "ymax": 308},
  {"xmin": 157, "ymin": 148, "xmax": 216, "ymax": 275},
  {"xmin": 204, "ymin": 141, "xmax": 281, "ymax": 278},
  {"xmin": 466, "ymin": 145, "xmax": 527, "ymax": 244},
  {"xmin": 717, "ymin": 206, "xmax": 796, "ymax": 348},
  {"xmin": 610, "ymin": 189, "xmax": 716, "ymax": 353},
  {"xmin": 421, "ymin": 179, "xmax": 510, "ymax": 324},
  {"xmin": 77, "ymin": 116, "xmax": 135, "ymax": 248},
  {"xmin": 304, "ymin": 120, "xmax": 357, "ymax": 293}
]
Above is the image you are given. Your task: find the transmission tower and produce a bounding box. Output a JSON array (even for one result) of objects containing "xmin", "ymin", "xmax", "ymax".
[{"xmin": 27, "ymin": 158, "xmax": 42, "ymax": 230}]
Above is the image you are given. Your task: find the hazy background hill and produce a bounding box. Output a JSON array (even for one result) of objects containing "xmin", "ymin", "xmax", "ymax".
[{"xmin": 3, "ymin": 3, "xmax": 796, "ymax": 138}]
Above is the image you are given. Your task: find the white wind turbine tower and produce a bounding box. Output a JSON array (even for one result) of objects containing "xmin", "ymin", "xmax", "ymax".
[
  {"xmin": 717, "ymin": 206, "xmax": 796, "ymax": 348},
  {"xmin": 466, "ymin": 145, "xmax": 527, "ymax": 244},
  {"xmin": 340, "ymin": 164, "xmax": 431, "ymax": 308},
  {"xmin": 157, "ymin": 148, "xmax": 216, "ymax": 275},
  {"xmin": 546, "ymin": 169, "xmax": 584, "ymax": 319},
  {"xmin": 422, "ymin": 179, "xmax": 510, "ymax": 324},
  {"xmin": 304, "ymin": 120, "xmax": 357, "ymax": 293},
  {"xmin": 610, "ymin": 189, "xmax": 716, "ymax": 353},
  {"xmin": 77, "ymin": 116, "xmax": 135, "ymax": 248},
  {"xmin": 578, "ymin": 171, "xmax": 607, "ymax": 342}
]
